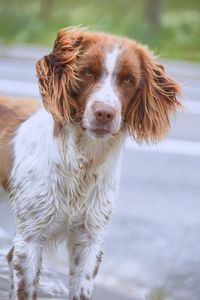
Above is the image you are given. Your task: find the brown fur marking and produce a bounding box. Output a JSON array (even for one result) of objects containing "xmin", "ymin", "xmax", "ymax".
[
  {"xmin": 93, "ymin": 250, "xmax": 103, "ymax": 278},
  {"xmin": 14, "ymin": 263, "xmax": 23, "ymax": 276},
  {"xmin": 32, "ymin": 290, "xmax": 37, "ymax": 300},
  {"xmin": 74, "ymin": 256, "xmax": 80, "ymax": 265},
  {"xmin": 17, "ymin": 279, "xmax": 27, "ymax": 300},
  {"xmin": 0, "ymin": 97, "xmax": 40, "ymax": 190},
  {"xmin": 6, "ymin": 246, "xmax": 14, "ymax": 263}
]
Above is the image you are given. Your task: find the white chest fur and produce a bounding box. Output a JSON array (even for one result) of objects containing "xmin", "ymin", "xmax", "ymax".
[{"xmin": 9, "ymin": 109, "xmax": 124, "ymax": 242}]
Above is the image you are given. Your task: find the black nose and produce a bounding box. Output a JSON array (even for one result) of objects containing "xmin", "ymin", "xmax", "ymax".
[{"xmin": 92, "ymin": 103, "xmax": 116, "ymax": 124}]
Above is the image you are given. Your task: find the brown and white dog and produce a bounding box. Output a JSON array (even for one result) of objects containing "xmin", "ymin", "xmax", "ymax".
[{"xmin": 0, "ymin": 28, "xmax": 181, "ymax": 300}]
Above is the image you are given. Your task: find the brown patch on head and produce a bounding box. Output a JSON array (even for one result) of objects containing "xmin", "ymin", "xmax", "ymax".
[
  {"xmin": 114, "ymin": 44, "xmax": 142, "ymax": 120},
  {"xmin": 36, "ymin": 28, "xmax": 117, "ymax": 135},
  {"xmin": 73, "ymin": 42, "xmax": 106, "ymax": 123},
  {"xmin": 99, "ymin": 38, "xmax": 181, "ymax": 142},
  {"xmin": 0, "ymin": 97, "xmax": 40, "ymax": 190},
  {"xmin": 36, "ymin": 28, "xmax": 87, "ymax": 135}
]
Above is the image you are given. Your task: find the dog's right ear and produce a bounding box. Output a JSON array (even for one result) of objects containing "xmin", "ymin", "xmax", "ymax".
[{"xmin": 36, "ymin": 28, "xmax": 85, "ymax": 127}]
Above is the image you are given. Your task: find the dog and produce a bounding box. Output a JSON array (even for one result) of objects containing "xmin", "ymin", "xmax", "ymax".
[{"xmin": 0, "ymin": 28, "xmax": 181, "ymax": 299}]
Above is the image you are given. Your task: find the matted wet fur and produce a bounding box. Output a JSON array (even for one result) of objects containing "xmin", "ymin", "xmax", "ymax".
[{"xmin": 0, "ymin": 27, "xmax": 180, "ymax": 300}]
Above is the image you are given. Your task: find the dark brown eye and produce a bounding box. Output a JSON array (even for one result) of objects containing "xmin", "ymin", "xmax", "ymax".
[
  {"xmin": 84, "ymin": 69, "xmax": 94, "ymax": 77},
  {"xmin": 121, "ymin": 75, "xmax": 134, "ymax": 84}
]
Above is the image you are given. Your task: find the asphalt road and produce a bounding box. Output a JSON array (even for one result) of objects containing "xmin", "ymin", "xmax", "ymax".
[{"xmin": 0, "ymin": 44, "xmax": 200, "ymax": 300}]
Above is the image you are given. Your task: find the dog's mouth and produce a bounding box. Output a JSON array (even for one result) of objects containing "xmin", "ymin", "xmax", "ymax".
[
  {"xmin": 88, "ymin": 127, "xmax": 112, "ymax": 139},
  {"xmin": 80, "ymin": 121, "xmax": 120, "ymax": 139},
  {"xmin": 80, "ymin": 124, "xmax": 113, "ymax": 138},
  {"xmin": 91, "ymin": 128, "xmax": 111, "ymax": 135}
]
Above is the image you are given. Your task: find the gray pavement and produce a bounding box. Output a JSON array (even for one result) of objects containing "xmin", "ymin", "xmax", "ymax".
[{"xmin": 0, "ymin": 44, "xmax": 200, "ymax": 300}]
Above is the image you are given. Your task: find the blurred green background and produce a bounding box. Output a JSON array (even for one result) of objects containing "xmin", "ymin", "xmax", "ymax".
[{"xmin": 0, "ymin": 0, "xmax": 199, "ymax": 61}]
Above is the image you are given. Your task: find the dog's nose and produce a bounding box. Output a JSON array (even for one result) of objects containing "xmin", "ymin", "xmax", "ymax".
[{"xmin": 93, "ymin": 103, "xmax": 116, "ymax": 124}]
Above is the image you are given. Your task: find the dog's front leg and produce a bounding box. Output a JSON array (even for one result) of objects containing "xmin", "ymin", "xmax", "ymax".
[
  {"xmin": 68, "ymin": 227, "xmax": 104, "ymax": 300},
  {"xmin": 67, "ymin": 195, "xmax": 113, "ymax": 300},
  {"xmin": 11, "ymin": 234, "xmax": 42, "ymax": 300}
]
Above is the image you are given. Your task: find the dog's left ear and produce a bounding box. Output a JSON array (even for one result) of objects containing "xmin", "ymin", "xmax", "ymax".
[{"xmin": 127, "ymin": 46, "xmax": 181, "ymax": 143}]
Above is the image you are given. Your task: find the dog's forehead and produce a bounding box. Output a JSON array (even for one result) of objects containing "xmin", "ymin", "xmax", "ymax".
[
  {"xmin": 99, "ymin": 37, "xmax": 142, "ymax": 79},
  {"xmin": 104, "ymin": 46, "xmax": 121, "ymax": 75},
  {"xmin": 88, "ymin": 35, "xmax": 133, "ymax": 72}
]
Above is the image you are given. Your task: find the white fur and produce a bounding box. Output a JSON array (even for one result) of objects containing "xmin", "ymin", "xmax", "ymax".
[
  {"xmin": 8, "ymin": 106, "xmax": 124, "ymax": 299},
  {"xmin": 95, "ymin": 46, "xmax": 121, "ymax": 106},
  {"xmin": 83, "ymin": 47, "xmax": 122, "ymax": 135}
]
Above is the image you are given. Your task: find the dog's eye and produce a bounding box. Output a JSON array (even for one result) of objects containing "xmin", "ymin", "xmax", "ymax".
[
  {"xmin": 121, "ymin": 75, "xmax": 134, "ymax": 84},
  {"xmin": 84, "ymin": 69, "xmax": 94, "ymax": 77}
]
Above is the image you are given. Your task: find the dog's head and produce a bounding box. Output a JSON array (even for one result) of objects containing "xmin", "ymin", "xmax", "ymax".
[{"xmin": 36, "ymin": 28, "xmax": 181, "ymax": 142}]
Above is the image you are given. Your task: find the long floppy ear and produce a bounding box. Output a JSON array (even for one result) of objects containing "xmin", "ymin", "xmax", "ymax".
[
  {"xmin": 127, "ymin": 46, "xmax": 181, "ymax": 143},
  {"xmin": 36, "ymin": 28, "xmax": 85, "ymax": 130}
]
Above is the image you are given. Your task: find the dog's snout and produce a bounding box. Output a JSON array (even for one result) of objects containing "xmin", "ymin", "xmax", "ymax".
[{"xmin": 92, "ymin": 103, "xmax": 116, "ymax": 124}]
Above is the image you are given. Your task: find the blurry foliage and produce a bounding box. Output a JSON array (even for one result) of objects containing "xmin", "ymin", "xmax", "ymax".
[
  {"xmin": 0, "ymin": 0, "xmax": 199, "ymax": 61},
  {"xmin": 148, "ymin": 287, "xmax": 164, "ymax": 300}
]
